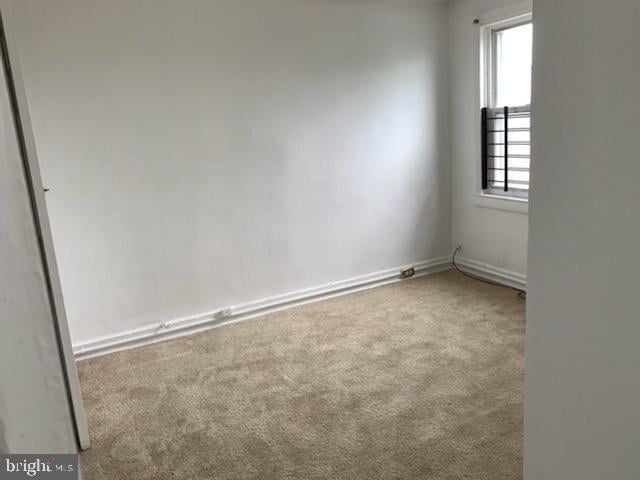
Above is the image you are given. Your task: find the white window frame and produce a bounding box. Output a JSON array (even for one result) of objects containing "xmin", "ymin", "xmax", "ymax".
[
  {"xmin": 474, "ymin": 2, "xmax": 532, "ymax": 212},
  {"xmin": 481, "ymin": 14, "xmax": 533, "ymax": 112}
]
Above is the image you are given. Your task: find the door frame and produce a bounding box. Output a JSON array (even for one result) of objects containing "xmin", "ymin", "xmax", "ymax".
[{"xmin": 0, "ymin": 5, "xmax": 90, "ymax": 450}]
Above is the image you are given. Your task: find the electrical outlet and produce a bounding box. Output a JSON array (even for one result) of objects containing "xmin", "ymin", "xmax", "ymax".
[{"xmin": 401, "ymin": 267, "xmax": 415, "ymax": 279}]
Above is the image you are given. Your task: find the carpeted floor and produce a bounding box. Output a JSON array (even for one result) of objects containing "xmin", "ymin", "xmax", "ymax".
[{"xmin": 78, "ymin": 270, "xmax": 525, "ymax": 479}]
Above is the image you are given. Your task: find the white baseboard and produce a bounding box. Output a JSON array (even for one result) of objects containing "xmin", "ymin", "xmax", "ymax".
[
  {"xmin": 453, "ymin": 256, "xmax": 527, "ymax": 291},
  {"xmin": 73, "ymin": 256, "xmax": 452, "ymax": 361}
]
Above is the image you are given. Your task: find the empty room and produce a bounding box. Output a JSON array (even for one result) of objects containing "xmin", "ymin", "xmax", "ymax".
[{"xmin": 1, "ymin": 0, "xmax": 639, "ymax": 479}]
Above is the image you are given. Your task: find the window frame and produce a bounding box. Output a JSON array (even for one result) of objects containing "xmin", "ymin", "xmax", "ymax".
[{"xmin": 476, "ymin": 4, "xmax": 532, "ymax": 207}]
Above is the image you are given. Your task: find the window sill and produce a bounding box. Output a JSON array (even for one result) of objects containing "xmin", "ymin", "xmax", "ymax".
[{"xmin": 473, "ymin": 193, "xmax": 528, "ymax": 214}]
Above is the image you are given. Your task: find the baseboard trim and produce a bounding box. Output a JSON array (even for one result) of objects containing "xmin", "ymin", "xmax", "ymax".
[
  {"xmin": 73, "ymin": 256, "xmax": 452, "ymax": 361},
  {"xmin": 454, "ymin": 256, "xmax": 527, "ymax": 291}
]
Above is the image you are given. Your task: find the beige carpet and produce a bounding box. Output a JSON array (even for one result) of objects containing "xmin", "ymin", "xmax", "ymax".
[{"xmin": 78, "ymin": 270, "xmax": 525, "ymax": 479}]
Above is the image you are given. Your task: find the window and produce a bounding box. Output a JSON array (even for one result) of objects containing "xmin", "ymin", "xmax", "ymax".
[{"xmin": 481, "ymin": 15, "xmax": 532, "ymax": 198}]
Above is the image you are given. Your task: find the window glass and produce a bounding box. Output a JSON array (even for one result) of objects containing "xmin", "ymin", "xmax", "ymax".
[{"xmin": 493, "ymin": 23, "xmax": 532, "ymax": 107}]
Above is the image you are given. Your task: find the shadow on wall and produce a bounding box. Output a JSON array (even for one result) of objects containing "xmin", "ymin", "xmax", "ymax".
[
  {"xmin": 0, "ymin": 389, "xmax": 9, "ymax": 453},
  {"xmin": 0, "ymin": 410, "xmax": 9, "ymax": 453}
]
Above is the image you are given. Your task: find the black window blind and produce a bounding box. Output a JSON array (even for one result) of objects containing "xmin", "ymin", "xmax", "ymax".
[{"xmin": 481, "ymin": 105, "xmax": 531, "ymax": 193}]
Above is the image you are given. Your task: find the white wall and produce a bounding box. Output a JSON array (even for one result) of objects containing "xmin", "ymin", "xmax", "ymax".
[
  {"xmin": 525, "ymin": 0, "xmax": 640, "ymax": 478},
  {"xmin": 7, "ymin": 0, "xmax": 451, "ymax": 347},
  {"xmin": 449, "ymin": 0, "xmax": 529, "ymax": 281},
  {"xmin": 0, "ymin": 23, "xmax": 76, "ymax": 452}
]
